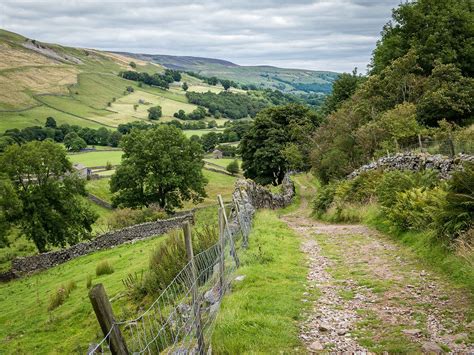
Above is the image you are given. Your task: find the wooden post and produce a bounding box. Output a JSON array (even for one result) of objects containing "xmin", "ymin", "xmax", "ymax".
[
  {"xmin": 448, "ymin": 133, "xmax": 455, "ymax": 157},
  {"xmin": 218, "ymin": 207, "xmax": 226, "ymax": 294},
  {"xmin": 234, "ymin": 201, "xmax": 248, "ymax": 248},
  {"xmin": 182, "ymin": 222, "xmax": 205, "ymax": 355},
  {"xmin": 89, "ymin": 284, "xmax": 129, "ymax": 355},
  {"xmin": 217, "ymin": 195, "xmax": 240, "ymax": 268}
]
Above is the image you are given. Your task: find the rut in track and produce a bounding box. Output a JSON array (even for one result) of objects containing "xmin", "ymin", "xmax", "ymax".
[{"xmin": 281, "ymin": 178, "xmax": 473, "ymax": 353}]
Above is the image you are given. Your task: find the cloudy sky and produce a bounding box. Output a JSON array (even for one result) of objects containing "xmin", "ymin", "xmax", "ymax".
[{"xmin": 0, "ymin": 0, "xmax": 402, "ymax": 72}]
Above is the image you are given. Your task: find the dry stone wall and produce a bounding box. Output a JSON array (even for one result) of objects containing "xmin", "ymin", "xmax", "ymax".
[
  {"xmin": 0, "ymin": 214, "xmax": 193, "ymax": 282},
  {"xmin": 348, "ymin": 153, "xmax": 474, "ymax": 180}
]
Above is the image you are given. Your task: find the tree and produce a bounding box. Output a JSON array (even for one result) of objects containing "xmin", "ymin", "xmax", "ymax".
[
  {"xmin": 220, "ymin": 79, "xmax": 231, "ymax": 91},
  {"xmin": 45, "ymin": 116, "xmax": 57, "ymax": 128},
  {"xmin": 69, "ymin": 137, "xmax": 87, "ymax": 152},
  {"xmin": 370, "ymin": 0, "xmax": 473, "ymax": 76},
  {"xmin": 129, "ymin": 61, "xmax": 137, "ymax": 68},
  {"xmin": 148, "ymin": 106, "xmax": 162, "ymax": 120},
  {"xmin": 226, "ymin": 160, "xmax": 240, "ymax": 175},
  {"xmin": 241, "ymin": 104, "xmax": 318, "ymax": 185},
  {"xmin": 182, "ymin": 82, "xmax": 189, "ymax": 91},
  {"xmin": 108, "ymin": 131, "xmax": 122, "ymax": 147},
  {"xmin": 201, "ymin": 132, "xmax": 219, "ymax": 151},
  {"xmin": 110, "ymin": 126, "xmax": 207, "ymax": 212},
  {"xmin": 0, "ymin": 141, "xmax": 97, "ymax": 252},
  {"xmin": 321, "ymin": 69, "xmax": 365, "ymax": 115}
]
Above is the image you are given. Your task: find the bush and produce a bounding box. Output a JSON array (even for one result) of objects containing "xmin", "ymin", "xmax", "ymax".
[
  {"xmin": 313, "ymin": 182, "xmax": 337, "ymax": 216},
  {"xmin": 376, "ymin": 170, "xmax": 439, "ymax": 208},
  {"xmin": 96, "ymin": 260, "xmax": 114, "ymax": 276},
  {"xmin": 145, "ymin": 224, "xmax": 218, "ymax": 294},
  {"xmin": 107, "ymin": 205, "xmax": 167, "ymax": 230},
  {"xmin": 105, "ymin": 161, "xmax": 113, "ymax": 170},
  {"xmin": 431, "ymin": 163, "xmax": 474, "ymax": 241},
  {"xmin": 226, "ymin": 160, "xmax": 240, "ymax": 175}
]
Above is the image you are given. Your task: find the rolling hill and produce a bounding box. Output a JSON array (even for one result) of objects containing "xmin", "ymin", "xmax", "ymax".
[
  {"xmin": 115, "ymin": 52, "xmax": 339, "ymax": 94},
  {"xmin": 0, "ymin": 29, "xmax": 233, "ymax": 132}
]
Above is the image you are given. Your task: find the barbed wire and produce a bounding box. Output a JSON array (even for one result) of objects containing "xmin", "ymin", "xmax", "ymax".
[{"xmin": 88, "ymin": 193, "xmax": 252, "ymax": 354}]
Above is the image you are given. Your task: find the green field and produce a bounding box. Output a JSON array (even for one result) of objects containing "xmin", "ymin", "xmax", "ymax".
[
  {"xmin": 68, "ymin": 151, "xmax": 123, "ymax": 167},
  {"xmin": 86, "ymin": 179, "xmax": 113, "ymax": 203},
  {"xmin": 204, "ymin": 158, "xmax": 241, "ymax": 169}
]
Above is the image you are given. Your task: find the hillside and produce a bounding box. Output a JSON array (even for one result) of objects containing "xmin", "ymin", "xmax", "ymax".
[
  {"xmin": 0, "ymin": 30, "xmax": 233, "ymax": 132},
  {"xmin": 115, "ymin": 52, "xmax": 339, "ymax": 94}
]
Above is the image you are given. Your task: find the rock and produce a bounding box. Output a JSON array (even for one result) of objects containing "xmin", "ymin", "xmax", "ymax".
[
  {"xmin": 421, "ymin": 342, "xmax": 443, "ymax": 353},
  {"xmin": 337, "ymin": 329, "xmax": 348, "ymax": 336},
  {"xmin": 309, "ymin": 341, "xmax": 324, "ymax": 351},
  {"xmin": 234, "ymin": 275, "xmax": 246, "ymax": 282},
  {"xmin": 318, "ymin": 323, "xmax": 331, "ymax": 331},
  {"xmin": 402, "ymin": 329, "xmax": 422, "ymax": 336},
  {"xmin": 204, "ymin": 289, "xmax": 219, "ymax": 305}
]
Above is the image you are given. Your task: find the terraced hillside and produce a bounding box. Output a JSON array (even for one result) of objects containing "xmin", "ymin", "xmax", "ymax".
[{"xmin": 0, "ymin": 30, "xmax": 229, "ymax": 132}]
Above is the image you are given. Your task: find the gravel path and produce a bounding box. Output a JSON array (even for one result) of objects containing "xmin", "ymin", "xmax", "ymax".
[{"xmin": 281, "ymin": 181, "xmax": 473, "ymax": 353}]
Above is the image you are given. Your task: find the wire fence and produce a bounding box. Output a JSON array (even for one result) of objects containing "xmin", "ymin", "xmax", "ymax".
[
  {"xmin": 385, "ymin": 136, "xmax": 474, "ymax": 157},
  {"xmin": 88, "ymin": 192, "xmax": 253, "ymax": 354}
]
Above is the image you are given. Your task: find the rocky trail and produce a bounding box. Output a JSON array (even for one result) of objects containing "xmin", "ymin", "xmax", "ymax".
[{"xmin": 281, "ymin": 179, "xmax": 473, "ymax": 353}]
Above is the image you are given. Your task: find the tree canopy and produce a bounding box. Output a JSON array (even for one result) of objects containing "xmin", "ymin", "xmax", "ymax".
[
  {"xmin": 110, "ymin": 126, "xmax": 207, "ymax": 212},
  {"xmin": 0, "ymin": 141, "xmax": 97, "ymax": 252},
  {"xmin": 241, "ymin": 104, "xmax": 318, "ymax": 185}
]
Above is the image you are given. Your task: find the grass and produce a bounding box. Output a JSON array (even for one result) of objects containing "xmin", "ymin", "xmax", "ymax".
[
  {"xmin": 204, "ymin": 158, "xmax": 240, "ymax": 169},
  {"xmin": 0, "ymin": 206, "xmax": 217, "ymax": 353},
  {"xmin": 86, "ymin": 178, "xmax": 113, "ymax": 203},
  {"xmin": 68, "ymin": 150, "xmax": 123, "ymax": 167},
  {"xmin": 182, "ymin": 128, "xmax": 224, "ymax": 138},
  {"xmin": 212, "ymin": 209, "xmax": 308, "ymax": 353}
]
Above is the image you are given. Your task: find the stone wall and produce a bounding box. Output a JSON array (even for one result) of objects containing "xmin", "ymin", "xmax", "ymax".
[
  {"xmin": 0, "ymin": 175, "xmax": 295, "ymax": 282},
  {"xmin": 1, "ymin": 214, "xmax": 193, "ymax": 281},
  {"xmin": 348, "ymin": 153, "xmax": 474, "ymax": 180}
]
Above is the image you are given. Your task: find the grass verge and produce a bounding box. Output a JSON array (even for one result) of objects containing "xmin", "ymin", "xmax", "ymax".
[{"xmin": 212, "ymin": 209, "xmax": 308, "ymax": 353}]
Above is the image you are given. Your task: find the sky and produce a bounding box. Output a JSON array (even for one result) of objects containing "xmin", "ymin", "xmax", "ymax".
[{"xmin": 0, "ymin": 0, "xmax": 403, "ymax": 73}]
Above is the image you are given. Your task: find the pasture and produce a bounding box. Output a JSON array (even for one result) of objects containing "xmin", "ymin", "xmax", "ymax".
[{"xmin": 68, "ymin": 151, "xmax": 123, "ymax": 167}]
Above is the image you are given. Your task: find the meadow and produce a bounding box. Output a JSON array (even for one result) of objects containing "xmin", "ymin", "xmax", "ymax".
[{"xmin": 68, "ymin": 151, "xmax": 123, "ymax": 167}]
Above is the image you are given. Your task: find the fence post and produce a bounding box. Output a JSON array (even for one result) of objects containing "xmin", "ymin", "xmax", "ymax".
[
  {"xmin": 234, "ymin": 200, "xmax": 248, "ymax": 248},
  {"xmin": 418, "ymin": 134, "xmax": 423, "ymax": 152},
  {"xmin": 448, "ymin": 133, "xmax": 456, "ymax": 157},
  {"xmin": 182, "ymin": 222, "xmax": 205, "ymax": 355},
  {"xmin": 89, "ymin": 284, "xmax": 129, "ymax": 355},
  {"xmin": 217, "ymin": 195, "xmax": 240, "ymax": 268},
  {"xmin": 218, "ymin": 207, "xmax": 226, "ymax": 294}
]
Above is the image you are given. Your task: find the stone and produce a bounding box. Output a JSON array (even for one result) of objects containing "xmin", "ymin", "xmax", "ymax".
[
  {"xmin": 402, "ymin": 329, "xmax": 422, "ymax": 336},
  {"xmin": 204, "ymin": 289, "xmax": 219, "ymax": 305},
  {"xmin": 318, "ymin": 323, "xmax": 331, "ymax": 331},
  {"xmin": 337, "ymin": 329, "xmax": 348, "ymax": 336},
  {"xmin": 421, "ymin": 342, "xmax": 443, "ymax": 353},
  {"xmin": 309, "ymin": 341, "xmax": 324, "ymax": 351},
  {"xmin": 234, "ymin": 275, "xmax": 246, "ymax": 282}
]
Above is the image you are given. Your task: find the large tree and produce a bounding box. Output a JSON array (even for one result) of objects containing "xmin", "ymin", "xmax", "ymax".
[
  {"xmin": 240, "ymin": 104, "xmax": 318, "ymax": 185},
  {"xmin": 110, "ymin": 126, "xmax": 207, "ymax": 212},
  {"xmin": 0, "ymin": 141, "xmax": 97, "ymax": 252}
]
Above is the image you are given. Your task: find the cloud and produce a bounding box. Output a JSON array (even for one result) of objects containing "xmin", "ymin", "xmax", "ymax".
[{"xmin": 0, "ymin": 0, "xmax": 402, "ymax": 72}]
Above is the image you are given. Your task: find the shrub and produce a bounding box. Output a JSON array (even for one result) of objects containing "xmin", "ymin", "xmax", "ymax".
[
  {"xmin": 107, "ymin": 205, "xmax": 167, "ymax": 230},
  {"xmin": 376, "ymin": 169, "xmax": 439, "ymax": 208},
  {"xmin": 96, "ymin": 260, "xmax": 114, "ymax": 276},
  {"xmin": 226, "ymin": 160, "xmax": 240, "ymax": 175},
  {"xmin": 145, "ymin": 224, "xmax": 218, "ymax": 294},
  {"xmin": 313, "ymin": 182, "xmax": 337, "ymax": 216},
  {"xmin": 431, "ymin": 163, "xmax": 474, "ymax": 241}
]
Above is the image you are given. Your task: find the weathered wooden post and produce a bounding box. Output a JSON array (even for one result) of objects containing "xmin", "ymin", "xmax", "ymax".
[
  {"xmin": 217, "ymin": 195, "xmax": 240, "ymax": 268},
  {"xmin": 218, "ymin": 207, "xmax": 226, "ymax": 294},
  {"xmin": 89, "ymin": 284, "xmax": 129, "ymax": 355},
  {"xmin": 234, "ymin": 200, "xmax": 248, "ymax": 248},
  {"xmin": 182, "ymin": 222, "xmax": 205, "ymax": 355}
]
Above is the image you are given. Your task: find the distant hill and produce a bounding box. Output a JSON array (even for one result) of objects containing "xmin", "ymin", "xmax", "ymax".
[{"xmin": 114, "ymin": 52, "xmax": 339, "ymax": 94}]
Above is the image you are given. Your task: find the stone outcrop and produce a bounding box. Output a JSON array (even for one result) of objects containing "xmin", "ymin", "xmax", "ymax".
[{"xmin": 348, "ymin": 153, "xmax": 474, "ymax": 180}]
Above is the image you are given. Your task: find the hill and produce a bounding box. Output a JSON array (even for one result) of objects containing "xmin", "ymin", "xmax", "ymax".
[
  {"xmin": 0, "ymin": 29, "xmax": 232, "ymax": 132},
  {"xmin": 114, "ymin": 52, "xmax": 339, "ymax": 94}
]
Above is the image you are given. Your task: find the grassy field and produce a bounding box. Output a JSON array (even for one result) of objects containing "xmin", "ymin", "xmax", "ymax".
[
  {"xmin": 0, "ymin": 29, "xmax": 230, "ymax": 132},
  {"xmin": 204, "ymin": 158, "xmax": 241, "ymax": 169},
  {"xmin": 212, "ymin": 209, "xmax": 308, "ymax": 353},
  {"xmin": 86, "ymin": 179, "xmax": 113, "ymax": 203},
  {"xmin": 183, "ymin": 128, "xmax": 224, "ymax": 138},
  {"xmin": 68, "ymin": 151, "xmax": 123, "ymax": 167},
  {"xmin": 0, "ymin": 206, "xmax": 218, "ymax": 354}
]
